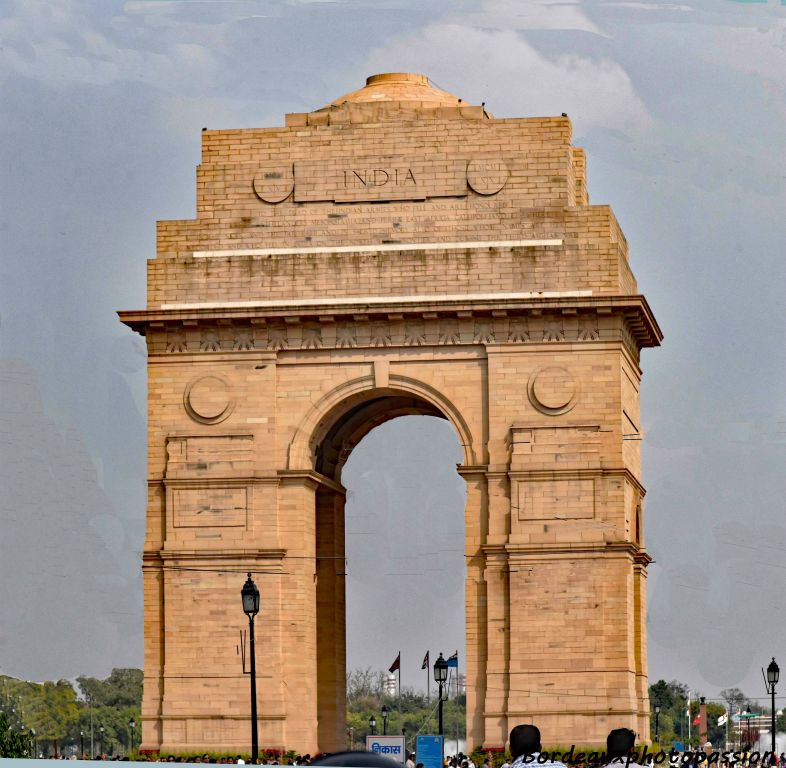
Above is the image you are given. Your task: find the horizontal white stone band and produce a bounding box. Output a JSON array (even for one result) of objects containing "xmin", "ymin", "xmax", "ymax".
[
  {"xmin": 161, "ymin": 290, "xmax": 592, "ymax": 311},
  {"xmin": 192, "ymin": 238, "xmax": 563, "ymax": 258}
]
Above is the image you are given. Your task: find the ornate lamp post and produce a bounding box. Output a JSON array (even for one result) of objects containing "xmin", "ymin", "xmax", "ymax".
[
  {"xmin": 381, "ymin": 704, "xmax": 389, "ymax": 735},
  {"xmin": 129, "ymin": 719, "xmax": 136, "ymax": 754},
  {"xmin": 746, "ymin": 706, "xmax": 752, "ymax": 748},
  {"xmin": 369, "ymin": 715, "xmax": 377, "ymax": 736},
  {"xmin": 241, "ymin": 573, "xmax": 261, "ymax": 763},
  {"xmin": 765, "ymin": 658, "xmax": 779, "ymax": 761},
  {"xmin": 433, "ymin": 653, "xmax": 449, "ymax": 737},
  {"xmin": 655, "ymin": 706, "xmax": 661, "ymax": 745}
]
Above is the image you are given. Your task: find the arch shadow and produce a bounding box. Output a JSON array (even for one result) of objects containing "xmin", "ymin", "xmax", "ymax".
[{"xmin": 288, "ymin": 374, "xmax": 477, "ymax": 481}]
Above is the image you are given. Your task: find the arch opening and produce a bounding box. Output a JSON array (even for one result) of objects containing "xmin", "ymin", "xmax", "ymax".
[
  {"xmin": 315, "ymin": 393, "xmax": 445, "ymax": 480},
  {"xmin": 312, "ymin": 394, "xmax": 468, "ymax": 751}
]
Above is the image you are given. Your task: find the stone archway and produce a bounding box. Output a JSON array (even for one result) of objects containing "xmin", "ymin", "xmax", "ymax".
[
  {"xmin": 121, "ymin": 72, "xmax": 661, "ymax": 755},
  {"xmin": 289, "ymin": 376, "xmax": 477, "ymax": 476},
  {"xmin": 300, "ymin": 386, "xmax": 472, "ymax": 751}
]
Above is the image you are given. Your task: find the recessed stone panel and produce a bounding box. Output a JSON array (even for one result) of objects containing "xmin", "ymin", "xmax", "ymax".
[
  {"xmin": 173, "ymin": 487, "xmax": 247, "ymax": 528},
  {"xmin": 165, "ymin": 434, "xmax": 253, "ymax": 477},
  {"xmin": 515, "ymin": 478, "xmax": 595, "ymax": 521},
  {"xmin": 293, "ymin": 156, "xmax": 467, "ymax": 203}
]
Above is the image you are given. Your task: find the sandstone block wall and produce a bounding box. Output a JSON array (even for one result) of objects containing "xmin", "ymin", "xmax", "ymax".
[{"xmin": 120, "ymin": 73, "xmax": 660, "ymax": 754}]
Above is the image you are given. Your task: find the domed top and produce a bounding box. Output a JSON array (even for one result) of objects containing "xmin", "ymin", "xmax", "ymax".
[{"xmin": 327, "ymin": 73, "xmax": 465, "ymax": 108}]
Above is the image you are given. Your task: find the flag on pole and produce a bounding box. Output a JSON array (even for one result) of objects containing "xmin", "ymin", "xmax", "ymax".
[
  {"xmin": 447, "ymin": 651, "xmax": 459, "ymax": 668},
  {"xmin": 693, "ymin": 715, "xmax": 701, "ymax": 726},
  {"xmin": 718, "ymin": 713, "xmax": 728, "ymax": 727},
  {"xmin": 389, "ymin": 652, "xmax": 400, "ymax": 674},
  {"xmin": 421, "ymin": 651, "xmax": 429, "ymax": 670},
  {"xmin": 687, "ymin": 694, "xmax": 691, "ymax": 717}
]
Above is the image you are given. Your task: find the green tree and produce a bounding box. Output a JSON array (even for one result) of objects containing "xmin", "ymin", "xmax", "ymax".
[
  {"xmin": 77, "ymin": 668, "xmax": 143, "ymax": 709},
  {"xmin": 650, "ymin": 680, "xmax": 677, "ymax": 710},
  {"xmin": 0, "ymin": 710, "xmax": 30, "ymax": 758},
  {"xmin": 649, "ymin": 679, "xmax": 691, "ymax": 746},
  {"xmin": 74, "ymin": 669, "xmax": 143, "ymax": 757},
  {"xmin": 346, "ymin": 668, "xmax": 466, "ymax": 752},
  {"xmin": 25, "ymin": 680, "xmax": 79, "ymax": 757}
]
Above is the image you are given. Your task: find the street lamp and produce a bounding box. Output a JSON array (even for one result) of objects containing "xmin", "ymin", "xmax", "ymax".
[
  {"xmin": 129, "ymin": 719, "xmax": 136, "ymax": 753},
  {"xmin": 746, "ymin": 706, "xmax": 752, "ymax": 749},
  {"xmin": 348, "ymin": 727, "xmax": 354, "ymax": 750},
  {"xmin": 99, "ymin": 725, "xmax": 104, "ymax": 756},
  {"xmin": 381, "ymin": 704, "xmax": 389, "ymax": 736},
  {"xmin": 80, "ymin": 730, "xmax": 84, "ymax": 757},
  {"xmin": 434, "ymin": 652, "xmax": 449, "ymax": 737},
  {"xmin": 369, "ymin": 715, "xmax": 377, "ymax": 736},
  {"xmin": 765, "ymin": 657, "xmax": 779, "ymax": 761},
  {"xmin": 241, "ymin": 573, "xmax": 261, "ymax": 763},
  {"xmin": 655, "ymin": 706, "xmax": 661, "ymax": 745}
]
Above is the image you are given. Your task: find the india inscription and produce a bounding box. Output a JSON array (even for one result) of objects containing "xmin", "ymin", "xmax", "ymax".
[
  {"xmin": 293, "ymin": 156, "xmax": 467, "ymax": 202},
  {"xmin": 343, "ymin": 166, "xmax": 416, "ymax": 188},
  {"xmin": 120, "ymin": 71, "xmax": 661, "ymax": 757}
]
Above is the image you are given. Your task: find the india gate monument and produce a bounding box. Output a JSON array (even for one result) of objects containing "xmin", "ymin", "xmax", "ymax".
[{"xmin": 120, "ymin": 73, "xmax": 661, "ymax": 755}]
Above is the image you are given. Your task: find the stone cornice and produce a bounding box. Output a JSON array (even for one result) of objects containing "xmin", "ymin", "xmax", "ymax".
[
  {"xmin": 277, "ymin": 469, "xmax": 345, "ymax": 493},
  {"xmin": 146, "ymin": 548, "xmax": 288, "ymax": 561},
  {"xmin": 479, "ymin": 541, "xmax": 651, "ymax": 560},
  {"xmin": 120, "ymin": 305, "xmax": 659, "ymax": 369},
  {"xmin": 148, "ymin": 472, "xmax": 283, "ymax": 484},
  {"xmin": 119, "ymin": 294, "xmax": 661, "ymax": 349},
  {"xmin": 508, "ymin": 466, "xmax": 647, "ymax": 496}
]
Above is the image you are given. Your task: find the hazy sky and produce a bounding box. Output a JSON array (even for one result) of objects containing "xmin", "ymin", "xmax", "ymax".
[{"xmin": 1, "ymin": 0, "xmax": 785, "ymax": 709}]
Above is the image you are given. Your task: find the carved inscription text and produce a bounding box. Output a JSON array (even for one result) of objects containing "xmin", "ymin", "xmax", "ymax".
[
  {"xmin": 294, "ymin": 157, "xmax": 467, "ymax": 203},
  {"xmin": 343, "ymin": 167, "xmax": 417, "ymax": 189}
]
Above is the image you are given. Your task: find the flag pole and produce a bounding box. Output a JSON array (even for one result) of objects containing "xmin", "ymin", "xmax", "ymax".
[{"xmin": 398, "ymin": 650, "xmax": 401, "ymax": 715}]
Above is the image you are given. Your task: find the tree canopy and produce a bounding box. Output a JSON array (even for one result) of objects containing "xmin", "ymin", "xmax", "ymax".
[
  {"xmin": 77, "ymin": 668, "xmax": 143, "ymax": 708},
  {"xmin": 1, "ymin": 669, "xmax": 142, "ymax": 758},
  {"xmin": 346, "ymin": 667, "xmax": 465, "ymax": 752},
  {"xmin": 0, "ymin": 711, "xmax": 30, "ymax": 758}
]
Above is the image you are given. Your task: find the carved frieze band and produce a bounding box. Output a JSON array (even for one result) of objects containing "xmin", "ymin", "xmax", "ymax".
[{"xmin": 151, "ymin": 311, "xmax": 617, "ymax": 354}]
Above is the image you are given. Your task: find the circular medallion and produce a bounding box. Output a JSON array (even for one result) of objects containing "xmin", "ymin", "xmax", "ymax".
[
  {"xmin": 253, "ymin": 164, "xmax": 294, "ymax": 204},
  {"xmin": 467, "ymin": 159, "xmax": 509, "ymax": 195},
  {"xmin": 528, "ymin": 366, "xmax": 578, "ymax": 415},
  {"xmin": 184, "ymin": 376, "xmax": 234, "ymax": 424}
]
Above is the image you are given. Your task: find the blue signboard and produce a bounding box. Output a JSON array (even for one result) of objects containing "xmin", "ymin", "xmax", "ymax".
[{"xmin": 417, "ymin": 735, "xmax": 444, "ymax": 768}]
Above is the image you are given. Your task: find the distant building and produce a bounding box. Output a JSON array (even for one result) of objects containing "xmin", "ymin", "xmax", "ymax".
[{"xmin": 385, "ymin": 673, "xmax": 398, "ymax": 697}]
